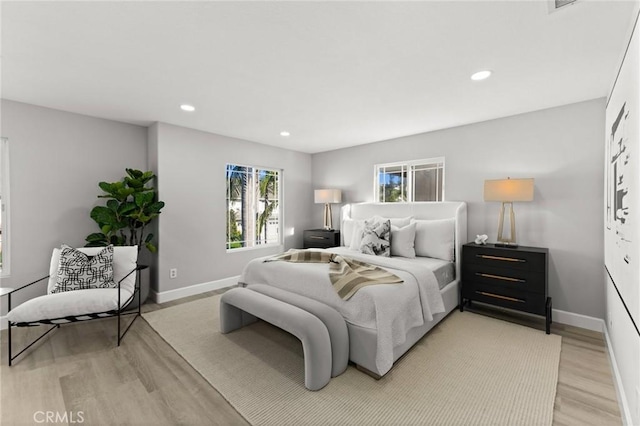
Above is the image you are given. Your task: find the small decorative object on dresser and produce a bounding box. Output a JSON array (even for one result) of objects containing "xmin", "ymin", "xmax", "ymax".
[
  {"xmin": 303, "ymin": 229, "xmax": 341, "ymax": 249},
  {"xmin": 460, "ymin": 242, "xmax": 551, "ymax": 334},
  {"xmin": 474, "ymin": 234, "xmax": 488, "ymax": 245}
]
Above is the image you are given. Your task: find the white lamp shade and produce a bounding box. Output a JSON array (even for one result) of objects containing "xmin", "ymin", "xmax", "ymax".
[
  {"xmin": 314, "ymin": 189, "xmax": 342, "ymax": 204},
  {"xmin": 484, "ymin": 178, "xmax": 534, "ymax": 202}
]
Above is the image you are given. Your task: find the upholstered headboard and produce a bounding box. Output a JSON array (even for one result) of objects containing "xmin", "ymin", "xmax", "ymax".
[{"xmin": 340, "ymin": 202, "xmax": 468, "ymax": 282}]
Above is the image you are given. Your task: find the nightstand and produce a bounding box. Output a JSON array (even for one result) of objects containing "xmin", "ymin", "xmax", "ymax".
[
  {"xmin": 303, "ymin": 229, "xmax": 341, "ymax": 249},
  {"xmin": 460, "ymin": 242, "xmax": 551, "ymax": 334}
]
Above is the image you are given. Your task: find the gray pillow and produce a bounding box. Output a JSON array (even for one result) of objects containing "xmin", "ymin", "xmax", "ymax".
[
  {"xmin": 360, "ymin": 219, "xmax": 391, "ymax": 257},
  {"xmin": 52, "ymin": 244, "xmax": 116, "ymax": 293}
]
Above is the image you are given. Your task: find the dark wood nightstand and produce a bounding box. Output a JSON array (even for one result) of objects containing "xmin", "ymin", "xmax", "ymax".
[
  {"xmin": 303, "ymin": 229, "xmax": 341, "ymax": 249},
  {"xmin": 460, "ymin": 242, "xmax": 552, "ymax": 334}
]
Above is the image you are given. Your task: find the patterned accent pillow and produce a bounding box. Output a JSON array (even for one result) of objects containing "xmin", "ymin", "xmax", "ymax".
[
  {"xmin": 359, "ymin": 219, "xmax": 391, "ymax": 257},
  {"xmin": 52, "ymin": 245, "xmax": 116, "ymax": 293}
]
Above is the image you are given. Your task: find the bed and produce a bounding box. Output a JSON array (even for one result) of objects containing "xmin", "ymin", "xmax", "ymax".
[{"xmin": 239, "ymin": 201, "xmax": 467, "ymax": 377}]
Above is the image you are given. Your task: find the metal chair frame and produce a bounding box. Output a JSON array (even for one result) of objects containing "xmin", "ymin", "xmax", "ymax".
[{"xmin": 7, "ymin": 265, "xmax": 147, "ymax": 366}]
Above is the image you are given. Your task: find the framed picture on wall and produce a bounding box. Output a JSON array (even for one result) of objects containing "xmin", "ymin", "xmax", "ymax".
[{"xmin": 605, "ymin": 18, "xmax": 640, "ymax": 327}]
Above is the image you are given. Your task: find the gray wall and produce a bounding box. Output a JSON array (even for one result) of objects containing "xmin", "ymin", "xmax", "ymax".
[
  {"xmin": 150, "ymin": 122, "xmax": 314, "ymax": 294},
  {"xmin": 312, "ymin": 98, "xmax": 605, "ymax": 319},
  {"xmin": 1, "ymin": 98, "xmax": 607, "ymax": 320},
  {"xmin": 0, "ymin": 100, "xmax": 147, "ymax": 308}
]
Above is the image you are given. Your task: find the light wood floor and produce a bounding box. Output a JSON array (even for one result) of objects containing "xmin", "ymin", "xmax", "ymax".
[{"xmin": 1, "ymin": 291, "xmax": 622, "ymax": 426}]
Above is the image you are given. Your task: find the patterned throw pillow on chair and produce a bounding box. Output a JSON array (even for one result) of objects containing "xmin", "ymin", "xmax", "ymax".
[
  {"xmin": 359, "ymin": 218, "xmax": 391, "ymax": 257},
  {"xmin": 52, "ymin": 245, "xmax": 116, "ymax": 293}
]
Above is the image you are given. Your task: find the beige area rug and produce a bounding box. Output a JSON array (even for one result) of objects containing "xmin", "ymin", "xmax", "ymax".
[{"xmin": 143, "ymin": 295, "xmax": 562, "ymax": 426}]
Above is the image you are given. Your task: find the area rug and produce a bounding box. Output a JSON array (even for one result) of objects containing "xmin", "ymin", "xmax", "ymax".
[{"xmin": 143, "ymin": 295, "xmax": 562, "ymax": 426}]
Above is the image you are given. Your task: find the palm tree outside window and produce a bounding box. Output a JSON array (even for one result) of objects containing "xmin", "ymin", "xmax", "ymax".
[{"xmin": 226, "ymin": 164, "xmax": 281, "ymax": 250}]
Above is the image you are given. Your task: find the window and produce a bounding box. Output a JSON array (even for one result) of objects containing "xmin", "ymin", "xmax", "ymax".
[
  {"xmin": 1, "ymin": 137, "xmax": 9, "ymax": 274},
  {"xmin": 226, "ymin": 164, "xmax": 282, "ymax": 250},
  {"xmin": 375, "ymin": 157, "xmax": 444, "ymax": 203}
]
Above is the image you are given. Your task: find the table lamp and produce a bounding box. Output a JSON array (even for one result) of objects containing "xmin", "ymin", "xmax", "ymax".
[
  {"xmin": 314, "ymin": 189, "xmax": 342, "ymax": 230},
  {"xmin": 484, "ymin": 178, "xmax": 534, "ymax": 248}
]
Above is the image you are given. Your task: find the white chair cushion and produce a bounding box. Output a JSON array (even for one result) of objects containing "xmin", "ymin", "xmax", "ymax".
[
  {"xmin": 7, "ymin": 288, "xmax": 133, "ymax": 324},
  {"xmin": 47, "ymin": 246, "xmax": 138, "ymax": 294}
]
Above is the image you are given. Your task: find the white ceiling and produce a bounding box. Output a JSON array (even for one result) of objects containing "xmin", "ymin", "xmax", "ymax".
[{"xmin": 1, "ymin": 1, "xmax": 637, "ymax": 154}]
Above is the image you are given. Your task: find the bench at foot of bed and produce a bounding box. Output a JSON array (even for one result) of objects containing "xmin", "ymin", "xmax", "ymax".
[{"xmin": 219, "ymin": 285, "xmax": 348, "ymax": 391}]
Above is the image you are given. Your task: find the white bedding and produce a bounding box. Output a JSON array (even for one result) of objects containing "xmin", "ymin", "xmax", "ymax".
[{"xmin": 238, "ymin": 247, "xmax": 445, "ymax": 374}]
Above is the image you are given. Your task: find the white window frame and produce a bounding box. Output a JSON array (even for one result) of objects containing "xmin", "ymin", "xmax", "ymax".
[
  {"xmin": 374, "ymin": 157, "xmax": 445, "ymax": 203},
  {"xmin": 1, "ymin": 137, "xmax": 10, "ymax": 276},
  {"xmin": 226, "ymin": 163, "xmax": 283, "ymax": 252}
]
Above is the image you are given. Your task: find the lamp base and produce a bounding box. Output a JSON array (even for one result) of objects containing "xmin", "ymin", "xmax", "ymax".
[
  {"xmin": 495, "ymin": 242, "xmax": 519, "ymax": 249},
  {"xmin": 322, "ymin": 203, "xmax": 333, "ymax": 230}
]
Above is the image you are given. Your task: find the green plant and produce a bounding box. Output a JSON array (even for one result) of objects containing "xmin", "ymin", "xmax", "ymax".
[
  {"xmin": 257, "ymin": 170, "xmax": 278, "ymax": 242},
  {"xmin": 85, "ymin": 169, "xmax": 165, "ymax": 253}
]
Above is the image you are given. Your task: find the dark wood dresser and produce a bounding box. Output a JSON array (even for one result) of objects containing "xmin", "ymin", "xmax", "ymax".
[
  {"xmin": 460, "ymin": 242, "xmax": 552, "ymax": 334},
  {"xmin": 303, "ymin": 229, "xmax": 341, "ymax": 249}
]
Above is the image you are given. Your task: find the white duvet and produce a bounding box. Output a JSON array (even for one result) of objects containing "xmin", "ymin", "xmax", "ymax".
[{"xmin": 238, "ymin": 247, "xmax": 445, "ymax": 374}]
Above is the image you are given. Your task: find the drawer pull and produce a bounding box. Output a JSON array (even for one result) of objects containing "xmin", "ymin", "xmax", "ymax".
[
  {"xmin": 477, "ymin": 291, "xmax": 525, "ymax": 303},
  {"xmin": 476, "ymin": 273, "xmax": 525, "ymax": 283},
  {"xmin": 477, "ymin": 254, "xmax": 526, "ymax": 263},
  {"xmin": 308, "ymin": 236, "xmax": 327, "ymax": 240}
]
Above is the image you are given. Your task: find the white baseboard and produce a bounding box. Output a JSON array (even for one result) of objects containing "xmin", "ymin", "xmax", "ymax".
[
  {"xmin": 603, "ymin": 324, "xmax": 633, "ymax": 426},
  {"xmin": 552, "ymin": 308, "xmax": 604, "ymax": 332},
  {"xmin": 151, "ymin": 275, "xmax": 239, "ymax": 304}
]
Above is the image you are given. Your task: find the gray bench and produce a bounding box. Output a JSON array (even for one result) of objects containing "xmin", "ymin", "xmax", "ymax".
[{"xmin": 220, "ymin": 285, "xmax": 348, "ymax": 390}]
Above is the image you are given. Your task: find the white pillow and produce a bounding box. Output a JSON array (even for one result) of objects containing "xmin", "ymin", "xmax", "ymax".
[
  {"xmin": 389, "ymin": 216, "xmax": 412, "ymax": 228},
  {"xmin": 413, "ymin": 219, "xmax": 455, "ymax": 261},
  {"xmin": 342, "ymin": 218, "xmax": 358, "ymax": 247},
  {"xmin": 370, "ymin": 215, "xmax": 412, "ymax": 228},
  {"xmin": 390, "ymin": 222, "xmax": 416, "ymax": 258},
  {"xmin": 349, "ymin": 221, "xmax": 366, "ymax": 250}
]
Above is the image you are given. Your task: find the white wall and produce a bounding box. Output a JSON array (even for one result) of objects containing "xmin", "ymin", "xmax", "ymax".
[
  {"xmin": 606, "ymin": 273, "xmax": 640, "ymax": 425},
  {"xmin": 312, "ymin": 98, "xmax": 605, "ymax": 319},
  {"xmin": 604, "ymin": 7, "xmax": 640, "ymax": 425},
  {"xmin": 0, "ymin": 100, "xmax": 147, "ymax": 311},
  {"xmin": 149, "ymin": 122, "xmax": 314, "ymax": 296}
]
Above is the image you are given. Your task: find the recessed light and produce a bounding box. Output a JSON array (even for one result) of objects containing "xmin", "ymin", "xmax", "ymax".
[
  {"xmin": 471, "ymin": 70, "xmax": 492, "ymax": 81},
  {"xmin": 180, "ymin": 104, "xmax": 195, "ymax": 112},
  {"xmin": 280, "ymin": 131, "xmax": 291, "ymax": 137}
]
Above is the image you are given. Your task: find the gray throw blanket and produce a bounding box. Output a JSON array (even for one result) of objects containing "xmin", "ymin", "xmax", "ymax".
[{"xmin": 264, "ymin": 249, "xmax": 403, "ymax": 300}]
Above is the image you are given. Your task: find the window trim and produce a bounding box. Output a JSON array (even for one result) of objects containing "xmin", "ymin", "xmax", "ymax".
[
  {"xmin": 1, "ymin": 137, "xmax": 10, "ymax": 276},
  {"xmin": 225, "ymin": 162, "xmax": 283, "ymax": 252},
  {"xmin": 374, "ymin": 157, "xmax": 445, "ymax": 203}
]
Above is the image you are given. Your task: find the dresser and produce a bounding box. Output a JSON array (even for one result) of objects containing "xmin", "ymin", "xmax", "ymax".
[
  {"xmin": 303, "ymin": 229, "xmax": 341, "ymax": 249},
  {"xmin": 460, "ymin": 242, "xmax": 551, "ymax": 334}
]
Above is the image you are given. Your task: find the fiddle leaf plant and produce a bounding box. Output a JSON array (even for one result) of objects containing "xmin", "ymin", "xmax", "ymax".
[{"xmin": 85, "ymin": 169, "xmax": 165, "ymax": 253}]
